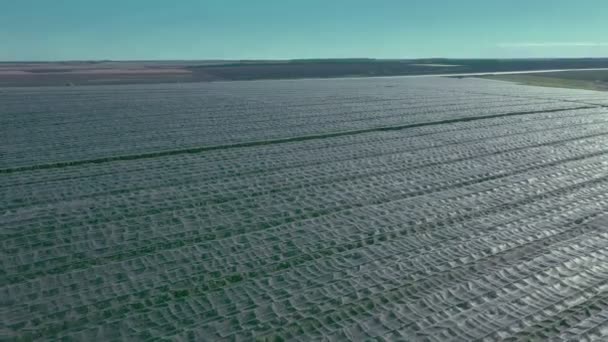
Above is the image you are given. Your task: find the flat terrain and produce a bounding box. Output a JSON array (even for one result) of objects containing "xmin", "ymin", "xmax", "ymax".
[
  {"xmin": 2, "ymin": 77, "xmax": 608, "ymax": 340},
  {"xmin": 2, "ymin": 58, "xmax": 608, "ymax": 86},
  {"xmin": 480, "ymin": 70, "xmax": 608, "ymax": 92}
]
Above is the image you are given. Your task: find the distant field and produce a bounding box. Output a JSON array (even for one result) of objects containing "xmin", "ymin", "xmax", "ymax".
[
  {"xmin": 2, "ymin": 58, "xmax": 608, "ymax": 86},
  {"xmin": 479, "ymin": 70, "xmax": 608, "ymax": 91},
  {"xmin": 4, "ymin": 77, "xmax": 608, "ymax": 340},
  {"xmin": 411, "ymin": 63, "xmax": 461, "ymax": 67}
]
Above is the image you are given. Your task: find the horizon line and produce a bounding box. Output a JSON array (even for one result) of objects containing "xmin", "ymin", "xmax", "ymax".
[{"xmin": 2, "ymin": 56, "xmax": 608, "ymax": 63}]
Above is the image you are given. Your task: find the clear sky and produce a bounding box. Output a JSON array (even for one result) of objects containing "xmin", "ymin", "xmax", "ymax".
[{"xmin": 1, "ymin": 0, "xmax": 607, "ymax": 61}]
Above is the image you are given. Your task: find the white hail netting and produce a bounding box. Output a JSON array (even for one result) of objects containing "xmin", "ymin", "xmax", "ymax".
[{"xmin": 2, "ymin": 77, "xmax": 608, "ymax": 341}]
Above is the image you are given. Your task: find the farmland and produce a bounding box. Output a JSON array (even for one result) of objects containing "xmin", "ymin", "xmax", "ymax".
[
  {"xmin": 3, "ymin": 58, "xmax": 608, "ymax": 86},
  {"xmin": 2, "ymin": 76, "xmax": 608, "ymax": 340},
  {"xmin": 480, "ymin": 70, "xmax": 608, "ymax": 92}
]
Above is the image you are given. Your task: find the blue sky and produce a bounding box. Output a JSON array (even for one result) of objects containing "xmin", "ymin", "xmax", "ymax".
[{"xmin": 1, "ymin": 0, "xmax": 607, "ymax": 61}]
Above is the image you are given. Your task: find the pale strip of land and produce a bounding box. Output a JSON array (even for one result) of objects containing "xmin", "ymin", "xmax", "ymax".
[
  {"xmin": 411, "ymin": 63, "xmax": 461, "ymax": 67},
  {"xmin": 478, "ymin": 70, "xmax": 608, "ymax": 92}
]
